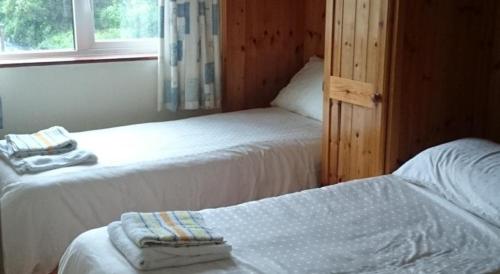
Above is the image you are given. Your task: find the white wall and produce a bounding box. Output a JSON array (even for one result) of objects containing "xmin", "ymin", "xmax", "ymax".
[{"xmin": 0, "ymin": 60, "xmax": 216, "ymax": 135}]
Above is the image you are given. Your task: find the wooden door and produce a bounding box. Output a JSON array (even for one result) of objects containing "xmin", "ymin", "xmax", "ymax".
[{"xmin": 322, "ymin": 0, "xmax": 393, "ymax": 184}]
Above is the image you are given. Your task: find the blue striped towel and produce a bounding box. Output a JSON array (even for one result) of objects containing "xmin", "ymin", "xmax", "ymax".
[
  {"xmin": 121, "ymin": 211, "xmax": 224, "ymax": 248},
  {"xmin": 5, "ymin": 126, "xmax": 77, "ymax": 158}
]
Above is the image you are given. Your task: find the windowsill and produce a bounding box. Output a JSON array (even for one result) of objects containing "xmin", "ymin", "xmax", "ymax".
[{"xmin": 0, "ymin": 54, "xmax": 158, "ymax": 68}]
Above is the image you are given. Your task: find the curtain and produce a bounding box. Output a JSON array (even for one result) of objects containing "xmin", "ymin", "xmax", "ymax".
[{"xmin": 157, "ymin": 0, "xmax": 221, "ymax": 112}]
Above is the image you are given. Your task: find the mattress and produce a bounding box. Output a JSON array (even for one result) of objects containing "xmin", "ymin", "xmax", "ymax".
[
  {"xmin": 59, "ymin": 175, "xmax": 500, "ymax": 274},
  {"xmin": 0, "ymin": 107, "xmax": 322, "ymax": 274}
]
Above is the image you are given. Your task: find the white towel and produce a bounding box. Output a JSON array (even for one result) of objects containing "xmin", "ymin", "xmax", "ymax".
[
  {"xmin": 0, "ymin": 141, "xmax": 97, "ymax": 174},
  {"xmin": 108, "ymin": 222, "xmax": 232, "ymax": 271},
  {"xmin": 5, "ymin": 126, "xmax": 77, "ymax": 158}
]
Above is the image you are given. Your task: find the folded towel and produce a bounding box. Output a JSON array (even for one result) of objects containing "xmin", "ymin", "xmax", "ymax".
[
  {"xmin": 5, "ymin": 126, "xmax": 77, "ymax": 158},
  {"xmin": 0, "ymin": 141, "xmax": 97, "ymax": 174},
  {"xmin": 121, "ymin": 211, "xmax": 224, "ymax": 248},
  {"xmin": 108, "ymin": 222, "xmax": 231, "ymax": 270}
]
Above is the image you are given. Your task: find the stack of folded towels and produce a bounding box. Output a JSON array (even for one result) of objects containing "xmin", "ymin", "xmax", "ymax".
[
  {"xmin": 108, "ymin": 211, "xmax": 232, "ymax": 270},
  {"xmin": 0, "ymin": 126, "xmax": 97, "ymax": 174}
]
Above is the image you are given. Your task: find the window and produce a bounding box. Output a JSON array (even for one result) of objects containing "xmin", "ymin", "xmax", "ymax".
[
  {"xmin": 0, "ymin": 0, "xmax": 75, "ymax": 53},
  {"xmin": 0, "ymin": 0, "xmax": 158, "ymax": 60},
  {"xmin": 93, "ymin": 0, "xmax": 157, "ymax": 41}
]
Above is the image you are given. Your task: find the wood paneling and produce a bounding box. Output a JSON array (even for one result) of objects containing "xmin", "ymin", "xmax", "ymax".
[
  {"xmin": 321, "ymin": 0, "xmax": 336, "ymax": 184},
  {"xmin": 222, "ymin": 0, "xmax": 326, "ymax": 112},
  {"xmin": 223, "ymin": 0, "xmax": 499, "ymax": 181},
  {"xmin": 485, "ymin": 2, "xmax": 500, "ymax": 142},
  {"xmin": 304, "ymin": 0, "xmax": 326, "ymax": 60},
  {"xmin": 322, "ymin": 0, "xmax": 392, "ymax": 184},
  {"xmin": 328, "ymin": 77, "xmax": 377, "ymax": 108},
  {"xmin": 221, "ymin": 0, "xmax": 246, "ymax": 112},
  {"xmin": 385, "ymin": 0, "xmax": 497, "ymax": 171},
  {"xmin": 323, "ymin": 0, "xmax": 499, "ymax": 184}
]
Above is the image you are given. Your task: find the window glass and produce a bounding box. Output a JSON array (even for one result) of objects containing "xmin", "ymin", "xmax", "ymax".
[
  {"xmin": 93, "ymin": 0, "xmax": 158, "ymax": 41},
  {"xmin": 0, "ymin": 0, "xmax": 74, "ymax": 53}
]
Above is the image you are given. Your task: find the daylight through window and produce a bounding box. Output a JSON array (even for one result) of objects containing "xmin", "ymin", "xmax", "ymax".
[{"xmin": 0, "ymin": 0, "xmax": 158, "ymax": 59}]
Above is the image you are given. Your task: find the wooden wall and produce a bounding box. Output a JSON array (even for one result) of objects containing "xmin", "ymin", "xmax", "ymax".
[
  {"xmin": 386, "ymin": 0, "xmax": 498, "ymax": 171},
  {"xmin": 485, "ymin": 2, "xmax": 500, "ymax": 142},
  {"xmin": 222, "ymin": 0, "xmax": 498, "ymax": 172},
  {"xmin": 222, "ymin": 0, "xmax": 326, "ymax": 112},
  {"xmin": 304, "ymin": 0, "xmax": 326, "ymax": 60}
]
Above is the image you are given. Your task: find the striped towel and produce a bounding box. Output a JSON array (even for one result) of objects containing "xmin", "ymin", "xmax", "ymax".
[
  {"xmin": 121, "ymin": 211, "xmax": 224, "ymax": 248},
  {"xmin": 108, "ymin": 222, "xmax": 231, "ymax": 270},
  {"xmin": 0, "ymin": 140, "xmax": 98, "ymax": 174},
  {"xmin": 5, "ymin": 126, "xmax": 77, "ymax": 158}
]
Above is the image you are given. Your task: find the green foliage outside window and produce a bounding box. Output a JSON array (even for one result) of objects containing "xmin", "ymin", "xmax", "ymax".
[
  {"xmin": 0, "ymin": 0, "xmax": 158, "ymax": 52},
  {"xmin": 0, "ymin": 0, "xmax": 74, "ymax": 50},
  {"xmin": 93, "ymin": 0, "xmax": 158, "ymax": 41}
]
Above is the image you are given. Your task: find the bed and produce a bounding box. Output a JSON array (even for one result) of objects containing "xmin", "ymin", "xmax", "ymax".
[
  {"xmin": 58, "ymin": 138, "xmax": 500, "ymax": 274},
  {"xmin": 0, "ymin": 57, "xmax": 325, "ymax": 274},
  {"xmin": 0, "ymin": 107, "xmax": 322, "ymax": 274}
]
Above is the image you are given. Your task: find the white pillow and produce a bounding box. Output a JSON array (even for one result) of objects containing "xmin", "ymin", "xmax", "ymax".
[
  {"xmin": 271, "ymin": 56, "xmax": 324, "ymax": 121},
  {"xmin": 394, "ymin": 138, "xmax": 500, "ymax": 227}
]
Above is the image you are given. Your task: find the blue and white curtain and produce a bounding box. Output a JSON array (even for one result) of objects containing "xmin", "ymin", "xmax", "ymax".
[{"xmin": 158, "ymin": 0, "xmax": 221, "ymax": 112}]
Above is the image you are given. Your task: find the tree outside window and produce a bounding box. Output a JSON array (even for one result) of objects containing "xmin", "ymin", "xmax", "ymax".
[{"xmin": 0, "ymin": 0, "xmax": 158, "ymax": 53}]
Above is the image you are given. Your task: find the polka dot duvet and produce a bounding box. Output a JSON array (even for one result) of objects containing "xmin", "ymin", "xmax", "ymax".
[{"xmin": 59, "ymin": 174, "xmax": 500, "ymax": 274}]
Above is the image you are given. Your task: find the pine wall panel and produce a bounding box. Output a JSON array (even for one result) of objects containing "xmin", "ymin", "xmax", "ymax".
[
  {"xmin": 485, "ymin": 2, "xmax": 500, "ymax": 142},
  {"xmin": 222, "ymin": 0, "xmax": 326, "ymax": 112},
  {"xmin": 385, "ymin": 0, "xmax": 498, "ymax": 171}
]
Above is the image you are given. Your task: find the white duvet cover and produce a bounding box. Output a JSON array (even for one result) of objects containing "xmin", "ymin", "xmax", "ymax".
[
  {"xmin": 59, "ymin": 175, "xmax": 500, "ymax": 274},
  {"xmin": 0, "ymin": 108, "xmax": 321, "ymax": 274}
]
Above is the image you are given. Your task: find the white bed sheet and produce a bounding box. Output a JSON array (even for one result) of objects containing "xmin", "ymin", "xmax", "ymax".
[
  {"xmin": 0, "ymin": 107, "xmax": 321, "ymax": 274},
  {"xmin": 59, "ymin": 175, "xmax": 500, "ymax": 274}
]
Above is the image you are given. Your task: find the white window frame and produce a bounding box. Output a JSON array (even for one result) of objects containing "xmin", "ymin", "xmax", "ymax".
[{"xmin": 0, "ymin": 0, "xmax": 157, "ymax": 61}]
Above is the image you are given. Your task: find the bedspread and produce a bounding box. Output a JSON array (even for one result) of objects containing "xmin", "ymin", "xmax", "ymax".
[{"xmin": 0, "ymin": 107, "xmax": 321, "ymax": 274}]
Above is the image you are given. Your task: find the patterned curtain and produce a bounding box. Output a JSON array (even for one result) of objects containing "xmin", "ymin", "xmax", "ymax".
[{"xmin": 157, "ymin": 0, "xmax": 221, "ymax": 112}]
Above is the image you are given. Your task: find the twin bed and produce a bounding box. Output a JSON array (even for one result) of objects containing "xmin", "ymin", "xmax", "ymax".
[
  {"xmin": 59, "ymin": 138, "xmax": 500, "ymax": 274},
  {"xmin": 0, "ymin": 57, "xmax": 325, "ymax": 274},
  {"xmin": 0, "ymin": 107, "xmax": 322, "ymax": 274}
]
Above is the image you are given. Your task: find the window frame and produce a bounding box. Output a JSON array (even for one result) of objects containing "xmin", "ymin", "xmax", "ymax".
[{"xmin": 0, "ymin": 0, "xmax": 158, "ymax": 61}]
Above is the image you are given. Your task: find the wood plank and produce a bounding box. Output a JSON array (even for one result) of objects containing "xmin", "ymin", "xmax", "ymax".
[
  {"xmin": 337, "ymin": 0, "xmax": 357, "ymax": 182},
  {"xmin": 385, "ymin": 0, "xmax": 403, "ymax": 173},
  {"xmin": 243, "ymin": 0, "xmax": 261, "ymax": 109},
  {"xmin": 222, "ymin": 0, "xmax": 307, "ymax": 112},
  {"xmin": 353, "ymin": 0, "xmax": 370, "ymax": 82},
  {"xmin": 221, "ymin": 0, "xmax": 246, "ymax": 112},
  {"xmin": 332, "ymin": 0, "xmax": 344, "ymax": 78},
  {"xmin": 329, "ymin": 101, "xmax": 342, "ymax": 183},
  {"xmin": 304, "ymin": 0, "xmax": 327, "ymax": 61},
  {"xmin": 328, "ymin": 76, "xmax": 377, "ymax": 108},
  {"xmin": 328, "ymin": 0, "xmax": 344, "ymax": 184},
  {"xmin": 364, "ymin": 0, "xmax": 384, "ymax": 176},
  {"xmin": 372, "ymin": 0, "xmax": 391, "ymax": 176},
  {"xmin": 351, "ymin": 0, "xmax": 371, "ymax": 178},
  {"xmin": 321, "ymin": 0, "xmax": 336, "ymax": 185},
  {"xmin": 385, "ymin": 0, "xmax": 498, "ymax": 172},
  {"xmin": 486, "ymin": 1, "xmax": 500, "ymax": 142}
]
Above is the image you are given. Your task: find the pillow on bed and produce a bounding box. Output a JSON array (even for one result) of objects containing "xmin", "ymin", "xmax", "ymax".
[
  {"xmin": 271, "ymin": 56, "xmax": 324, "ymax": 121},
  {"xmin": 394, "ymin": 138, "xmax": 500, "ymax": 227}
]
